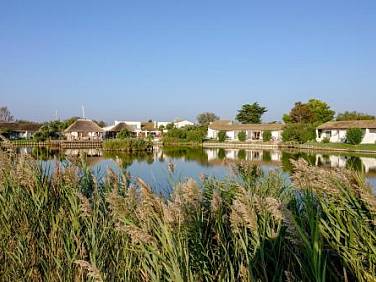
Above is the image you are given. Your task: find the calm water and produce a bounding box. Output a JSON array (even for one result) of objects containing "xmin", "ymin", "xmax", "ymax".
[{"xmin": 16, "ymin": 146, "xmax": 376, "ymax": 194}]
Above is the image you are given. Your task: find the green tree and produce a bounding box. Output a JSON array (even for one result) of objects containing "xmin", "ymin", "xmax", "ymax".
[
  {"xmin": 282, "ymin": 123, "xmax": 316, "ymax": 144},
  {"xmin": 283, "ymin": 99, "xmax": 334, "ymax": 124},
  {"xmin": 117, "ymin": 129, "xmax": 131, "ymax": 139},
  {"xmin": 218, "ymin": 131, "xmax": 226, "ymax": 142},
  {"xmin": 283, "ymin": 102, "xmax": 314, "ymax": 123},
  {"xmin": 166, "ymin": 123, "xmax": 175, "ymax": 130},
  {"xmin": 346, "ymin": 128, "xmax": 364, "ymax": 145},
  {"xmin": 235, "ymin": 102, "xmax": 267, "ymax": 124},
  {"xmin": 336, "ymin": 111, "xmax": 375, "ymax": 121},
  {"xmin": 306, "ymin": 99, "xmax": 335, "ymax": 123},
  {"xmin": 196, "ymin": 112, "xmax": 219, "ymax": 126},
  {"xmin": 237, "ymin": 131, "xmax": 246, "ymax": 141},
  {"xmin": 262, "ymin": 130, "xmax": 272, "ymax": 142}
]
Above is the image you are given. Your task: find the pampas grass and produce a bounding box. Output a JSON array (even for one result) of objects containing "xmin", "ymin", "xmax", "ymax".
[{"xmin": 0, "ymin": 151, "xmax": 375, "ymax": 281}]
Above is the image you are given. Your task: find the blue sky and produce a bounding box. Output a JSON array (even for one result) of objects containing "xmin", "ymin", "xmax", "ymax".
[{"xmin": 0, "ymin": 0, "xmax": 375, "ymax": 123}]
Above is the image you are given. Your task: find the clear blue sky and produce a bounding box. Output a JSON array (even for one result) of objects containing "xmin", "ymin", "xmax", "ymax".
[{"xmin": 0, "ymin": 0, "xmax": 375, "ymax": 123}]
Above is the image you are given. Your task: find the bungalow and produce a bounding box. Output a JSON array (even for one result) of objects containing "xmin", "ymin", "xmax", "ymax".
[
  {"xmin": 0, "ymin": 121, "xmax": 41, "ymax": 139},
  {"xmin": 103, "ymin": 122, "xmax": 137, "ymax": 139},
  {"xmin": 207, "ymin": 120, "xmax": 284, "ymax": 142},
  {"xmin": 316, "ymin": 120, "xmax": 376, "ymax": 144},
  {"xmin": 64, "ymin": 119, "xmax": 104, "ymax": 141}
]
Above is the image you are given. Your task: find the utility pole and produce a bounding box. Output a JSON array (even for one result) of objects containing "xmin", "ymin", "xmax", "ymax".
[{"xmin": 82, "ymin": 105, "xmax": 85, "ymax": 119}]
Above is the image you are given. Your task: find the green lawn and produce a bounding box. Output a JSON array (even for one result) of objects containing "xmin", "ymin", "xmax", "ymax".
[{"xmin": 304, "ymin": 142, "xmax": 376, "ymax": 151}]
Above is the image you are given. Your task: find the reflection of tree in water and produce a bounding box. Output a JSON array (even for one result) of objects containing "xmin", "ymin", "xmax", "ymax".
[
  {"xmin": 31, "ymin": 147, "xmax": 63, "ymax": 161},
  {"xmin": 346, "ymin": 156, "xmax": 363, "ymax": 172},
  {"xmin": 238, "ymin": 149, "xmax": 246, "ymax": 160},
  {"xmin": 162, "ymin": 146, "xmax": 209, "ymax": 166},
  {"xmin": 217, "ymin": 148, "xmax": 226, "ymax": 160},
  {"xmin": 281, "ymin": 151, "xmax": 316, "ymax": 172},
  {"xmin": 262, "ymin": 151, "xmax": 272, "ymax": 162},
  {"xmin": 103, "ymin": 151, "xmax": 154, "ymax": 170}
]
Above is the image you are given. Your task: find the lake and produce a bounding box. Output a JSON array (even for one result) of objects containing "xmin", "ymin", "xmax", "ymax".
[{"xmin": 15, "ymin": 146, "xmax": 376, "ymax": 195}]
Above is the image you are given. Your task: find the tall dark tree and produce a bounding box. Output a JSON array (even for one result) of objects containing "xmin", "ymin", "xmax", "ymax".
[
  {"xmin": 283, "ymin": 102, "xmax": 314, "ymax": 123},
  {"xmin": 196, "ymin": 112, "xmax": 219, "ymax": 126},
  {"xmin": 0, "ymin": 106, "xmax": 14, "ymax": 122},
  {"xmin": 235, "ymin": 102, "xmax": 267, "ymax": 124},
  {"xmin": 283, "ymin": 99, "xmax": 334, "ymax": 124},
  {"xmin": 336, "ymin": 111, "xmax": 375, "ymax": 121}
]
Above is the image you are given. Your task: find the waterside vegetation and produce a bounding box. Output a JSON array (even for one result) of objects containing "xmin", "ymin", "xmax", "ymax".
[{"xmin": 0, "ymin": 152, "xmax": 375, "ymax": 281}]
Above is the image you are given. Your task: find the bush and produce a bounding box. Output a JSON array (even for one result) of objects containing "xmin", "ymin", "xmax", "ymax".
[
  {"xmin": 282, "ymin": 123, "xmax": 316, "ymax": 144},
  {"xmin": 237, "ymin": 131, "xmax": 246, "ymax": 142},
  {"xmin": 346, "ymin": 128, "xmax": 364, "ymax": 145},
  {"xmin": 322, "ymin": 137, "xmax": 330, "ymax": 143},
  {"xmin": 262, "ymin": 130, "xmax": 272, "ymax": 142},
  {"xmin": 116, "ymin": 129, "xmax": 131, "ymax": 139},
  {"xmin": 218, "ymin": 131, "xmax": 226, "ymax": 142},
  {"xmin": 103, "ymin": 138, "xmax": 152, "ymax": 151}
]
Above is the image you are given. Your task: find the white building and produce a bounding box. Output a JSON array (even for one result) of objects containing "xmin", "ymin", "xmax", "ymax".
[
  {"xmin": 207, "ymin": 120, "xmax": 284, "ymax": 142},
  {"xmin": 174, "ymin": 120, "xmax": 194, "ymax": 128},
  {"xmin": 316, "ymin": 120, "xmax": 376, "ymax": 144}
]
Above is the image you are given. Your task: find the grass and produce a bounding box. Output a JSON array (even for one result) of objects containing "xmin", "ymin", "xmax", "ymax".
[
  {"xmin": 0, "ymin": 152, "xmax": 375, "ymax": 281},
  {"xmin": 304, "ymin": 142, "xmax": 376, "ymax": 151}
]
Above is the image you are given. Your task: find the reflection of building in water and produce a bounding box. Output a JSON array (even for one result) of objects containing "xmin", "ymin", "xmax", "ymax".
[
  {"xmin": 205, "ymin": 148, "xmax": 281, "ymax": 162},
  {"xmin": 316, "ymin": 154, "xmax": 347, "ymax": 169},
  {"xmin": 64, "ymin": 148, "xmax": 103, "ymax": 157},
  {"xmin": 315, "ymin": 154, "xmax": 376, "ymax": 173},
  {"xmin": 362, "ymin": 157, "xmax": 376, "ymax": 173}
]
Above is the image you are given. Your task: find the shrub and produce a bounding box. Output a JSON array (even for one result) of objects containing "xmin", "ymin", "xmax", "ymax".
[
  {"xmin": 263, "ymin": 130, "xmax": 272, "ymax": 142},
  {"xmin": 103, "ymin": 138, "xmax": 152, "ymax": 151},
  {"xmin": 322, "ymin": 137, "xmax": 330, "ymax": 143},
  {"xmin": 218, "ymin": 131, "xmax": 226, "ymax": 142},
  {"xmin": 116, "ymin": 129, "xmax": 131, "ymax": 139},
  {"xmin": 346, "ymin": 128, "xmax": 364, "ymax": 145},
  {"xmin": 282, "ymin": 123, "xmax": 316, "ymax": 143},
  {"xmin": 237, "ymin": 131, "xmax": 246, "ymax": 142}
]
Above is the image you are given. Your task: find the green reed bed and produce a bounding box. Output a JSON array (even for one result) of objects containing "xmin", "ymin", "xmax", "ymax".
[
  {"xmin": 0, "ymin": 152, "xmax": 375, "ymax": 281},
  {"xmin": 103, "ymin": 138, "xmax": 153, "ymax": 152}
]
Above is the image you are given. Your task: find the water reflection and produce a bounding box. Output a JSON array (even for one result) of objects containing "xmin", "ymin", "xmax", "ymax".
[{"xmin": 13, "ymin": 146, "xmax": 376, "ymax": 191}]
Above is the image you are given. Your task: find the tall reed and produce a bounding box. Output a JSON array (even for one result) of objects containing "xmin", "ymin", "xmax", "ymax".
[{"xmin": 0, "ymin": 152, "xmax": 375, "ymax": 281}]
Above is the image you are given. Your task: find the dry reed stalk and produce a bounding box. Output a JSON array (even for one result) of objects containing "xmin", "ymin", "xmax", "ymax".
[{"xmin": 74, "ymin": 260, "xmax": 103, "ymax": 282}]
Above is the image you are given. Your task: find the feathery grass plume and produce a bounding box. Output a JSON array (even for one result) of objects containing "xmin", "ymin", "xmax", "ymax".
[
  {"xmin": 211, "ymin": 189, "xmax": 222, "ymax": 215},
  {"xmin": 230, "ymin": 197, "xmax": 257, "ymax": 233},
  {"xmin": 74, "ymin": 260, "xmax": 103, "ymax": 282},
  {"xmin": 77, "ymin": 192, "xmax": 92, "ymax": 217}
]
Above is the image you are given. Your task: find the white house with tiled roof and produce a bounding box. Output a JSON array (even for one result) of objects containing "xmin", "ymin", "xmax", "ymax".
[{"xmin": 316, "ymin": 120, "xmax": 376, "ymax": 144}]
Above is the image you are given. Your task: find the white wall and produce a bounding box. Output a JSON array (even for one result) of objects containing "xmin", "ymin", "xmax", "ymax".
[
  {"xmin": 175, "ymin": 120, "xmax": 194, "ymax": 128},
  {"xmin": 316, "ymin": 128, "xmax": 376, "ymax": 144}
]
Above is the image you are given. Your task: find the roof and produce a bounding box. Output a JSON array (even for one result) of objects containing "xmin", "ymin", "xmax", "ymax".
[
  {"xmin": 208, "ymin": 120, "xmax": 284, "ymax": 131},
  {"xmin": 317, "ymin": 120, "xmax": 376, "ymax": 130},
  {"xmin": 0, "ymin": 121, "xmax": 42, "ymax": 132},
  {"xmin": 141, "ymin": 122, "xmax": 158, "ymax": 131},
  {"xmin": 111, "ymin": 122, "xmax": 134, "ymax": 132},
  {"xmin": 64, "ymin": 119, "xmax": 104, "ymax": 133}
]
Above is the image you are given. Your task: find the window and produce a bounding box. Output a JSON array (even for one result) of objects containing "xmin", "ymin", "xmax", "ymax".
[{"xmin": 370, "ymin": 129, "xmax": 376, "ymax": 134}]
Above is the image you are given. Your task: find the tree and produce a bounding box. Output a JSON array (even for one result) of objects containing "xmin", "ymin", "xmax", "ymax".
[
  {"xmin": 283, "ymin": 99, "xmax": 334, "ymax": 124},
  {"xmin": 218, "ymin": 131, "xmax": 226, "ymax": 142},
  {"xmin": 281, "ymin": 123, "xmax": 316, "ymax": 143},
  {"xmin": 237, "ymin": 131, "xmax": 246, "ymax": 141},
  {"xmin": 346, "ymin": 128, "xmax": 364, "ymax": 145},
  {"xmin": 236, "ymin": 102, "xmax": 267, "ymax": 124},
  {"xmin": 263, "ymin": 130, "xmax": 272, "ymax": 142},
  {"xmin": 283, "ymin": 102, "xmax": 314, "ymax": 123},
  {"xmin": 306, "ymin": 99, "xmax": 335, "ymax": 123},
  {"xmin": 166, "ymin": 123, "xmax": 175, "ymax": 130},
  {"xmin": 336, "ymin": 111, "xmax": 375, "ymax": 121},
  {"xmin": 197, "ymin": 112, "xmax": 219, "ymax": 126},
  {"xmin": 117, "ymin": 129, "xmax": 131, "ymax": 139},
  {"xmin": 0, "ymin": 106, "xmax": 14, "ymax": 121},
  {"xmin": 94, "ymin": 120, "xmax": 107, "ymax": 127}
]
